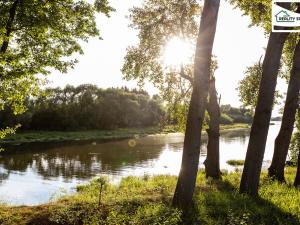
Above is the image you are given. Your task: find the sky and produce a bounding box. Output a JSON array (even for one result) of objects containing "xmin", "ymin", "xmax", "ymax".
[{"xmin": 48, "ymin": 0, "xmax": 287, "ymax": 109}]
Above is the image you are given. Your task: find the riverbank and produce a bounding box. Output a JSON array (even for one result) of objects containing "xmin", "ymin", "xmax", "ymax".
[
  {"xmin": 0, "ymin": 127, "xmax": 161, "ymax": 146},
  {"xmin": 0, "ymin": 168, "xmax": 298, "ymax": 225},
  {"xmin": 0, "ymin": 123, "xmax": 250, "ymax": 146}
]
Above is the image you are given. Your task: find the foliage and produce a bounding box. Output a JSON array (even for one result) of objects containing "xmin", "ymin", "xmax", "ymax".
[
  {"xmin": 229, "ymin": 0, "xmax": 272, "ymax": 32},
  {"xmin": 0, "ymin": 0, "xmax": 114, "ymax": 138},
  {"xmin": 1, "ymin": 170, "xmax": 300, "ymax": 224},
  {"xmin": 289, "ymin": 110, "xmax": 300, "ymax": 164},
  {"xmin": 0, "ymin": 127, "xmax": 161, "ymax": 145},
  {"xmin": 281, "ymin": 34, "xmax": 300, "ymax": 81},
  {"xmin": 122, "ymin": 0, "xmax": 203, "ymax": 128},
  {"xmin": 226, "ymin": 160, "xmax": 245, "ymax": 166},
  {"xmin": 220, "ymin": 123, "xmax": 250, "ymax": 130},
  {"xmin": 0, "ymin": 85, "xmax": 165, "ymax": 131},
  {"xmin": 169, "ymin": 104, "xmax": 252, "ymax": 132},
  {"xmin": 122, "ymin": 0, "xmax": 200, "ymax": 84},
  {"xmin": 230, "ymin": 1, "xmax": 298, "ymax": 111},
  {"xmin": 237, "ymin": 60, "xmax": 283, "ymax": 110},
  {"xmin": 238, "ymin": 62, "xmax": 262, "ymax": 110},
  {"xmin": 0, "ymin": 0, "xmax": 114, "ymax": 76},
  {"xmin": 220, "ymin": 105, "xmax": 252, "ymax": 124},
  {"xmin": 220, "ymin": 114, "xmax": 234, "ymax": 125}
]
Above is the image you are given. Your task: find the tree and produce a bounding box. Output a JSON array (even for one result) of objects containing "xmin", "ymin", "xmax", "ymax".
[
  {"xmin": 0, "ymin": 0, "xmax": 113, "ymax": 137},
  {"xmin": 295, "ymin": 148, "xmax": 300, "ymax": 187},
  {"xmin": 238, "ymin": 61, "xmax": 262, "ymax": 111},
  {"xmin": 122, "ymin": 0, "xmax": 201, "ymax": 130},
  {"xmin": 229, "ymin": 0, "xmax": 291, "ymax": 195},
  {"xmin": 123, "ymin": 0, "xmax": 221, "ymax": 208},
  {"xmin": 269, "ymin": 37, "xmax": 300, "ymax": 182},
  {"xmin": 240, "ymin": 32, "xmax": 289, "ymax": 195},
  {"xmin": 288, "ymin": 111, "xmax": 300, "ymax": 187},
  {"xmin": 237, "ymin": 59, "xmax": 283, "ymax": 115},
  {"xmin": 204, "ymin": 77, "xmax": 221, "ymax": 179},
  {"xmin": 172, "ymin": 0, "xmax": 220, "ymax": 208}
]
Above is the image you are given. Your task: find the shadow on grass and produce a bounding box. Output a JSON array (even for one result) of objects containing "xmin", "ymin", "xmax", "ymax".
[{"xmin": 186, "ymin": 177, "xmax": 300, "ymax": 225}]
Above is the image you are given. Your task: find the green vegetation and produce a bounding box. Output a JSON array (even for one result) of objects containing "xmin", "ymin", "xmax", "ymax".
[
  {"xmin": 0, "ymin": 124, "xmax": 249, "ymax": 146},
  {"xmin": 0, "ymin": 169, "xmax": 299, "ymax": 225},
  {"xmin": 220, "ymin": 123, "xmax": 250, "ymax": 131},
  {"xmin": 220, "ymin": 105, "xmax": 253, "ymax": 124},
  {"xmin": 289, "ymin": 112, "xmax": 300, "ymax": 164},
  {"xmin": 0, "ymin": 0, "xmax": 113, "ymax": 139},
  {"xmin": 0, "ymin": 86, "xmax": 165, "ymax": 131},
  {"xmin": 227, "ymin": 160, "xmax": 245, "ymax": 166},
  {"xmin": 0, "ymin": 127, "xmax": 160, "ymax": 145}
]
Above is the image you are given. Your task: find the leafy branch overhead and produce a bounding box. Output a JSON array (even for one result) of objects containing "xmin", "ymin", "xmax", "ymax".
[
  {"xmin": 0, "ymin": 0, "xmax": 114, "ymax": 136},
  {"xmin": 122, "ymin": 0, "xmax": 201, "ymax": 86}
]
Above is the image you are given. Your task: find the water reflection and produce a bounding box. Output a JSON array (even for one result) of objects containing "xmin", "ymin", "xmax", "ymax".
[{"xmin": 0, "ymin": 124, "xmax": 280, "ymax": 205}]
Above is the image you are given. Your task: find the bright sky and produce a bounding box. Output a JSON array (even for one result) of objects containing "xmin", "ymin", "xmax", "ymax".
[{"xmin": 49, "ymin": 0, "xmax": 286, "ymax": 109}]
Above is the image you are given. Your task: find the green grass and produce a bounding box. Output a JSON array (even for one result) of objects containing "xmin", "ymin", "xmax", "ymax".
[
  {"xmin": 227, "ymin": 160, "xmax": 245, "ymax": 166},
  {"xmin": 220, "ymin": 123, "xmax": 250, "ymax": 130},
  {"xmin": 0, "ymin": 127, "xmax": 161, "ymax": 145},
  {"xmin": 0, "ymin": 168, "xmax": 299, "ymax": 225},
  {"xmin": 0, "ymin": 124, "xmax": 250, "ymax": 146}
]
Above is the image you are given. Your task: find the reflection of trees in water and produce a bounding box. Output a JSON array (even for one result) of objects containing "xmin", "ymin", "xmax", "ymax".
[
  {"xmin": 0, "ymin": 140, "xmax": 164, "ymax": 181},
  {"xmin": 0, "ymin": 169, "xmax": 9, "ymax": 184},
  {"xmin": 0, "ymin": 131, "xmax": 250, "ymax": 182},
  {"xmin": 220, "ymin": 129, "xmax": 249, "ymax": 145}
]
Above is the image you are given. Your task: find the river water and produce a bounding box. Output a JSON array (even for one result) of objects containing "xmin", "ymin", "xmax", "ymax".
[{"xmin": 0, "ymin": 123, "xmax": 281, "ymax": 205}]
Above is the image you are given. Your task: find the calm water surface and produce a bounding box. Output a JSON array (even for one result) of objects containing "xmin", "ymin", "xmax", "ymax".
[{"xmin": 0, "ymin": 123, "xmax": 281, "ymax": 205}]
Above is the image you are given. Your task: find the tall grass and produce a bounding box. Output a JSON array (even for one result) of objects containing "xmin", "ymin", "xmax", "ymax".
[{"xmin": 0, "ymin": 169, "xmax": 299, "ymax": 225}]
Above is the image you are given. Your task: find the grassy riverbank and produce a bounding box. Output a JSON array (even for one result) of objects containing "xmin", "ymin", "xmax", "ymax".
[
  {"xmin": 0, "ymin": 123, "xmax": 250, "ymax": 146},
  {"xmin": 0, "ymin": 168, "xmax": 299, "ymax": 225},
  {"xmin": 0, "ymin": 127, "xmax": 161, "ymax": 145}
]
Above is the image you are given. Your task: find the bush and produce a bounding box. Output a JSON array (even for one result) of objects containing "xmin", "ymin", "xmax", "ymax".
[
  {"xmin": 226, "ymin": 160, "xmax": 245, "ymax": 166},
  {"xmin": 220, "ymin": 114, "xmax": 234, "ymax": 125}
]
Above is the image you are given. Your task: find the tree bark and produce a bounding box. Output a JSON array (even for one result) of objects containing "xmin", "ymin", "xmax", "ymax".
[
  {"xmin": 295, "ymin": 151, "xmax": 300, "ymax": 187},
  {"xmin": 204, "ymin": 77, "xmax": 221, "ymax": 179},
  {"xmin": 239, "ymin": 32, "xmax": 289, "ymax": 195},
  {"xmin": 269, "ymin": 40, "xmax": 300, "ymax": 182},
  {"xmin": 172, "ymin": 0, "xmax": 220, "ymax": 209},
  {"xmin": 1, "ymin": 0, "xmax": 19, "ymax": 54}
]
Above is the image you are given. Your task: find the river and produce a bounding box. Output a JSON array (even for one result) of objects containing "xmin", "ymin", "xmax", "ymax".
[{"xmin": 0, "ymin": 123, "xmax": 282, "ymax": 205}]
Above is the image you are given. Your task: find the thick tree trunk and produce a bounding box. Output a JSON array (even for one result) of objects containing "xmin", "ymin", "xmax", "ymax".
[
  {"xmin": 204, "ymin": 77, "xmax": 221, "ymax": 179},
  {"xmin": 172, "ymin": 0, "xmax": 220, "ymax": 209},
  {"xmin": 295, "ymin": 151, "xmax": 300, "ymax": 187},
  {"xmin": 269, "ymin": 40, "xmax": 300, "ymax": 182},
  {"xmin": 239, "ymin": 32, "xmax": 289, "ymax": 195},
  {"xmin": 1, "ymin": 0, "xmax": 19, "ymax": 54}
]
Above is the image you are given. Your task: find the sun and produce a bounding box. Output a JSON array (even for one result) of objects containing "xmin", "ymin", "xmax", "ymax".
[{"xmin": 162, "ymin": 37, "xmax": 194, "ymax": 68}]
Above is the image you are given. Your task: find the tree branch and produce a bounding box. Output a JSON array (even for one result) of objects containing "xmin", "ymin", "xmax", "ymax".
[
  {"xmin": 180, "ymin": 66, "xmax": 193, "ymax": 84},
  {"xmin": 1, "ymin": 0, "xmax": 19, "ymax": 54}
]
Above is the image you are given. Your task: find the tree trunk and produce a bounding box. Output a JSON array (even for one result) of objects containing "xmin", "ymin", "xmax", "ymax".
[
  {"xmin": 239, "ymin": 32, "xmax": 289, "ymax": 195},
  {"xmin": 172, "ymin": 0, "xmax": 220, "ymax": 209},
  {"xmin": 269, "ymin": 40, "xmax": 300, "ymax": 182},
  {"xmin": 295, "ymin": 151, "xmax": 300, "ymax": 187},
  {"xmin": 1, "ymin": 0, "xmax": 19, "ymax": 54},
  {"xmin": 204, "ymin": 77, "xmax": 221, "ymax": 179}
]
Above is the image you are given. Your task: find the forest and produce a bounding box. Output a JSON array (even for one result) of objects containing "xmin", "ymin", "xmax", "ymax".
[
  {"xmin": 0, "ymin": 0, "xmax": 300, "ymax": 225},
  {"xmin": 0, "ymin": 85, "xmax": 251, "ymax": 131}
]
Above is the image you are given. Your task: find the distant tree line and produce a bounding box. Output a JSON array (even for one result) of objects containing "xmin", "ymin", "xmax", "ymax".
[
  {"xmin": 0, "ymin": 85, "xmax": 165, "ymax": 131},
  {"xmin": 0, "ymin": 84, "xmax": 250, "ymax": 132},
  {"xmin": 220, "ymin": 105, "xmax": 252, "ymax": 124}
]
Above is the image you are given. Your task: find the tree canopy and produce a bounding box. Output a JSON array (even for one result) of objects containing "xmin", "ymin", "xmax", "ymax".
[
  {"xmin": 0, "ymin": 0, "xmax": 114, "ymax": 136},
  {"xmin": 122, "ymin": 0, "xmax": 224, "ymax": 131},
  {"xmin": 0, "ymin": 85, "xmax": 165, "ymax": 131},
  {"xmin": 122, "ymin": 0, "xmax": 200, "ymax": 85}
]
